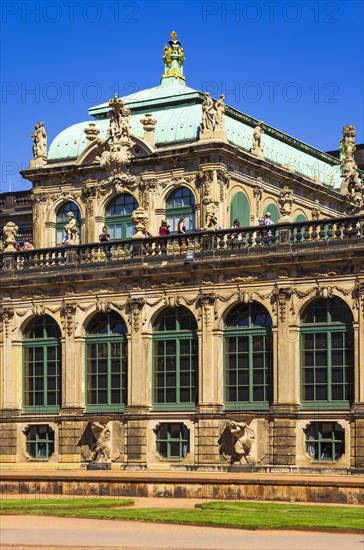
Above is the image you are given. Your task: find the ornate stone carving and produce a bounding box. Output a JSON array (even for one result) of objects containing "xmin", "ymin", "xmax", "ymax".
[
  {"xmin": 215, "ymin": 94, "xmax": 227, "ymax": 132},
  {"xmin": 251, "ymin": 121, "xmax": 264, "ymax": 159},
  {"xmin": 271, "ymin": 284, "xmax": 293, "ymax": 322},
  {"xmin": 131, "ymin": 207, "xmax": 149, "ymax": 238},
  {"xmin": 97, "ymin": 94, "xmax": 132, "ymax": 167},
  {"xmin": 340, "ymin": 125, "xmax": 364, "ymax": 208},
  {"xmin": 140, "ymin": 114, "xmax": 157, "ymax": 146},
  {"xmin": 61, "ymin": 301, "xmax": 77, "ymax": 336},
  {"xmin": 315, "ymin": 284, "xmax": 334, "ymax": 299},
  {"xmin": 219, "ymin": 420, "xmax": 255, "ymax": 464},
  {"xmin": 2, "ymin": 222, "xmax": 18, "ymax": 251},
  {"xmin": 353, "ymin": 279, "xmax": 364, "ymax": 314},
  {"xmin": 203, "ymin": 196, "xmax": 218, "ymax": 230},
  {"xmin": 200, "ymin": 93, "xmax": 227, "ymax": 140},
  {"xmin": 278, "ymin": 185, "xmax": 294, "ymax": 220},
  {"xmin": 0, "ymin": 304, "xmax": 15, "ymax": 338},
  {"xmin": 64, "ymin": 212, "xmax": 79, "ymax": 245},
  {"xmin": 126, "ymin": 297, "xmax": 145, "ymax": 332},
  {"xmin": 253, "ymin": 178, "xmax": 263, "ymax": 219},
  {"xmin": 91, "ymin": 422, "xmax": 111, "ymax": 463},
  {"xmin": 84, "ymin": 122, "xmax": 100, "ymax": 141},
  {"xmin": 139, "ymin": 178, "xmax": 158, "ymax": 209},
  {"xmin": 30, "ymin": 121, "xmax": 47, "ymax": 166},
  {"xmin": 311, "ymin": 200, "xmax": 321, "ymax": 220},
  {"xmin": 216, "ymin": 167, "xmax": 230, "ymax": 202},
  {"xmin": 196, "ymin": 292, "xmax": 216, "ymax": 325}
]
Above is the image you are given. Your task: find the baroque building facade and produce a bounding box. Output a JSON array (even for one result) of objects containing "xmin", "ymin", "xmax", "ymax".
[{"xmin": 0, "ymin": 33, "xmax": 363, "ymax": 472}]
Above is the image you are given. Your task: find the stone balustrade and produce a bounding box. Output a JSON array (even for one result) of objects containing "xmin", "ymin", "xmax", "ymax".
[{"xmin": 1, "ymin": 215, "xmax": 363, "ymax": 272}]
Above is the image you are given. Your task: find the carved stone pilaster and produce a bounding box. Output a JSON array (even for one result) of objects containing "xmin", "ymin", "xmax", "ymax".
[
  {"xmin": 253, "ymin": 178, "xmax": 263, "ymax": 219},
  {"xmin": 271, "ymin": 285, "xmax": 293, "ymax": 322},
  {"xmin": 139, "ymin": 178, "xmax": 158, "ymax": 210},
  {"xmin": 278, "ymin": 186, "xmax": 294, "ymax": 221},
  {"xmin": 197, "ymin": 292, "xmax": 216, "ymax": 326},
  {"xmin": 353, "ymin": 280, "xmax": 364, "ymax": 315},
  {"xmin": 82, "ymin": 180, "xmax": 98, "ymax": 217},
  {"xmin": 126, "ymin": 297, "xmax": 145, "ymax": 332},
  {"xmin": 61, "ymin": 301, "xmax": 77, "ymax": 337},
  {"xmin": 0, "ymin": 305, "xmax": 15, "ymax": 338}
]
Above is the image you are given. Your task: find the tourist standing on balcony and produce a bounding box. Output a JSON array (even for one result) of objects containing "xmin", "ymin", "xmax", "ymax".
[
  {"xmin": 159, "ymin": 220, "xmax": 170, "ymax": 236},
  {"xmin": 99, "ymin": 226, "xmax": 111, "ymax": 242},
  {"xmin": 231, "ymin": 218, "xmax": 242, "ymax": 243},
  {"xmin": 264, "ymin": 212, "xmax": 274, "ymax": 245}
]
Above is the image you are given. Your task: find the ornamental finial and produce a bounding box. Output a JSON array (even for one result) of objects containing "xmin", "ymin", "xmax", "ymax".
[{"xmin": 161, "ymin": 30, "xmax": 185, "ymax": 83}]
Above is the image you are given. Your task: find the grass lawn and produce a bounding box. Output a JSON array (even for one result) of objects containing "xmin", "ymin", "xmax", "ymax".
[{"xmin": 1, "ymin": 498, "xmax": 363, "ymax": 532}]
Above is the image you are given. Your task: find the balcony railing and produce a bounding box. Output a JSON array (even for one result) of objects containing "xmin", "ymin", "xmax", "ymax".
[{"xmin": 1, "ymin": 215, "xmax": 363, "ymax": 272}]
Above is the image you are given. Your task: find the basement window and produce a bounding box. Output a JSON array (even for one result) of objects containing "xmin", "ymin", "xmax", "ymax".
[
  {"xmin": 26, "ymin": 425, "xmax": 55, "ymax": 460},
  {"xmin": 305, "ymin": 422, "xmax": 344, "ymax": 462},
  {"xmin": 156, "ymin": 423, "xmax": 189, "ymax": 460}
]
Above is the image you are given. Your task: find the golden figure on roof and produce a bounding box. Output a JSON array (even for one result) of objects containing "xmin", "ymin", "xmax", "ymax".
[{"xmin": 162, "ymin": 31, "xmax": 185, "ymax": 80}]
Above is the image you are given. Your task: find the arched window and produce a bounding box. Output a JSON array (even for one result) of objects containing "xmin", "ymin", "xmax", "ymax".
[
  {"xmin": 230, "ymin": 191, "xmax": 250, "ymax": 227},
  {"xmin": 56, "ymin": 201, "xmax": 81, "ymax": 244},
  {"xmin": 224, "ymin": 302, "xmax": 273, "ymax": 408},
  {"xmin": 300, "ymin": 298, "xmax": 354, "ymax": 406},
  {"xmin": 86, "ymin": 312, "xmax": 128, "ymax": 411},
  {"xmin": 264, "ymin": 203, "xmax": 280, "ymax": 224},
  {"xmin": 166, "ymin": 187, "xmax": 195, "ymax": 232},
  {"xmin": 23, "ymin": 315, "xmax": 62, "ymax": 411},
  {"xmin": 105, "ymin": 194, "xmax": 138, "ymax": 240},
  {"xmin": 153, "ymin": 307, "xmax": 198, "ymax": 409},
  {"xmin": 294, "ymin": 214, "xmax": 307, "ymax": 222}
]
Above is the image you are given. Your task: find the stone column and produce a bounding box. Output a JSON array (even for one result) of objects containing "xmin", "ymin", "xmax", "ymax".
[
  {"xmin": 270, "ymin": 286, "xmax": 299, "ymax": 465},
  {"xmin": 196, "ymin": 293, "xmax": 224, "ymax": 465},
  {"xmin": 124, "ymin": 297, "xmax": 148, "ymax": 467},
  {"xmin": 82, "ymin": 180, "xmax": 98, "ymax": 243}
]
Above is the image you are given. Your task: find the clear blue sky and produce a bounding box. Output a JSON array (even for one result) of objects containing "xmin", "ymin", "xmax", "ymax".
[{"xmin": 1, "ymin": 0, "xmax": 363, "ymax": 192}]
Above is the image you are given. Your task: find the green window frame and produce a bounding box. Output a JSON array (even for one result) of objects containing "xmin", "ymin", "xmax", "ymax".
[
  {"xmin": 264, "ymin": 203, "xmax": 280, "ymax": 224},
  {"xmin": 305, "ymin": 422, "xmax": 345, "ymax": 462},
  {"xmin": 156, "ymin": 423, "xmax": 190, "ymax": 459},
  {"xmin": 153, "ymin": 307, "xmax": 198, "ymax": 410},
  {"xmin": 56, "ymin": 201, "xmax": 81, "ymax": 245},
  {"xmin": 300, "ymin": 298, "xmax": 354, "ymax": 409},
  {"xmin": 105, "ymin": 194, "xmax": 138, "ymax": 240},
  {"xmin": 230, "ymin": 191, "xmax": 250, "ymax": 227},
  {"xmin": 166, "ymin": 187, "xmax": 195, "ymax": 232},
  {"xmin": 26, "ymin": 425, "xmax": 55, "ymax": 460},
  {"xmin": 86, "ymin": 312, "xmax": 128, "ymax": 412},
  {"xmin": 23, "ymin": 315, "xmax": 61, "ymax": 413},
  {"xmin": 224, "ymin": 302, "xmax": 273, "ymax": 410}
]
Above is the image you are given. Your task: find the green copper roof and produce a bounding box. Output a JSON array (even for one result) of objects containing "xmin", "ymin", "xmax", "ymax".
[{"xmin": 48, "ymin": 79, "xmax": 342, "ymax": 189}]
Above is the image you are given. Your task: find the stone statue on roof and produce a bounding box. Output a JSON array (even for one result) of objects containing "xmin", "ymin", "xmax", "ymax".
[
  {"xmin": 215, "ymin": 95, "xmax": 227, "ymax": 132},
  {"xmin": 30, "ymin": 121, "xmax": 47, "ymax": 167},
  {"xmin": 202, "ymin": 93, "xmax": 215, "ymax": 132},
  {"xmin": 251, "ymin": 121, "xmax": 265, "ymax": 159}
]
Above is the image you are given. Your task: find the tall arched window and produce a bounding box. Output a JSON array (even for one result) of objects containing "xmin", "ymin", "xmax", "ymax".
[
  {"xmin": 166, "ymin": 187, "xmax": 195, "ymax": 232},
  {"xmin": 105, "ymin": 194, "xmax": 138, "ymax": 240},
  {"xmin": 264, "ymin": 203, "xmax": 280, "ymax": 224},
  {"xmin": 56, "ymin": 201, "xmax": 81, "ymax": 244},
  {"xmin": 23, "ymin": 315, "xmax": 62, "ymax": 412},
  {"xmin": 230, "ymin": 191, "xmax": 250, "ymax": 227},
  {"xmin": 86, "ymin": 312, "xmax": 128, "ymax": 411},
  {"xmin": 153, "ymin": 307, "xmax": 198, "ymax": 409},
  {"xmin": 224, "ymin": 302, "xmax": 273, "ymax": 409},
  {"xmin": 301, "ymin": 298, "xmax": 354, "ymax": 407}
]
